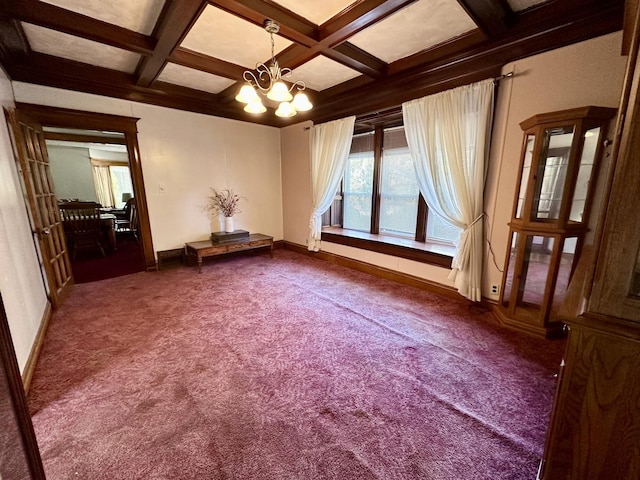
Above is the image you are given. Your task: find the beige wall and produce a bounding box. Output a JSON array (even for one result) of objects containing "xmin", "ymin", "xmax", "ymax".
[
  {"xmin": 12, "ymin": 83, "xmax": 284, "ymax": 252},
  {"xmin": 484, "ymin": 31, "xmax": 626, "ymax": 300},
  {"xmin": 280, "ymin": 31, "xmax": 627, "ymax": 298},
  {"xmin": 280, "ymin": 121, "xmax": 312, "ymax": 246},
  {"xmin": 47, "ymin": 145, "xmax": 98, "ymax": 202},
  {"xmin": 0, "ymin": 69, "xmax": 49, "ymax": 371}
]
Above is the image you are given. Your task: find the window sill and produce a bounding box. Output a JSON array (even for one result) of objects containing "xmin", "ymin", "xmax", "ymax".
[{"xmin": 321, "ymin": 227, "xmax": 454, "ymax": 268}]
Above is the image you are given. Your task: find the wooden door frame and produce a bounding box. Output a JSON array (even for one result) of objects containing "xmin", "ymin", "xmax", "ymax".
[
  {"xmin": 0, "ymin": 292, "xmax": 46, "ymax": 479},
  {"xmin": 15, "ymin": 103, "xmax": 156, "ymax": 272}
]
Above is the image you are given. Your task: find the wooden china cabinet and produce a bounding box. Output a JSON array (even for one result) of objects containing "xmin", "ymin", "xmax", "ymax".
[
  {"xmin": 496, "ymin": 107, "xmax": 616, "ymax": 338},
  {"xmin": 537, "ymin": 1, "xmax": 640, "ymax": 477}
]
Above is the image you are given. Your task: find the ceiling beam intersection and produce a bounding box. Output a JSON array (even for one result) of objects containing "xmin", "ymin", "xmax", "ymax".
[{"xmin": 135, "ymin": 0, "xmax": 207, "ymax": 87}]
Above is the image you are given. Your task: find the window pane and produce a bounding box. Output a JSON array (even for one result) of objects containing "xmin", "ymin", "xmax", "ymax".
[
  {"xmin": 343, "ymin": 132, "xmax": 374, "ymax": 231},
  {"xmin": 110, "ymin": 165, "xmax": 133, "ymax": 209},
  {"xmin": 379, "ymin": 127, "xmax": 418, "ymax": 237},
  {"xmin": 426, "ymin": 213, "xmax": 460, "ymax": 244}
]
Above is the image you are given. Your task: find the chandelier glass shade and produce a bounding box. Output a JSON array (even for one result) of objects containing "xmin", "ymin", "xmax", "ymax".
[{"xmin": 235, "ymin": 20, "xmax": 312, "ymax": 118}]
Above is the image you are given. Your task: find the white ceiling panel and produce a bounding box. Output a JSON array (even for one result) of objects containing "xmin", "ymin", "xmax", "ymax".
[
  {"xmin": 181, "ymin": 5, "xmax": 292, "ymax": 69},
  {"xmin": 157, "ymin": 63, "xmax": 236, "ymax": 94},
  {"xmin": 270, "ymin": 0, "xmax": 356, "ymax": 25},
  {"xmin": 22, "ymin": 23, "xmax": 140, "ymax": 73},
  {"xmin": 349, "ymin": 0, "xmax": 477, "ymax": 63},
  {"xmin": 40, "ymin": 0, "xmax": 165, "ymax": 35},
  {"xmin": 507, "ymin": 0, "xmax": 550, "ymax": 11},
  {"xmin": 288, "ymin": 55, "xmax": 361, "ymax": 91}
]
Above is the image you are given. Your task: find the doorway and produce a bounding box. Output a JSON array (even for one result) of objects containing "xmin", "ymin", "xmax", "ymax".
[
  {"xmin": 44, "ymin": 128, "xmax": 145, "ymax": 283},
  {"xmin": 13, "ymin": 103, "xmax": 156, "ymax": 292}
]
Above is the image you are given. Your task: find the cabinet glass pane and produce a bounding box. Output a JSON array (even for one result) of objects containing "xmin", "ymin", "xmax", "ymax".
[
  {"xmin": 531, "ymin": 127, "xmax": 573, "ymax": 221},
  {"xmin": 552, "ymin": 237, "xmax": 578, "ymax": 311},
  {"xmin": 516, "ymin": 134, "xmax": 535, "ymax": 219},
  {"xmin": 519, "ymin": 235, "xmax": 554, "ymax": 306},
  {"xmin": 569, "ymin": 127, "xmax": 600, "ymax": 222}
]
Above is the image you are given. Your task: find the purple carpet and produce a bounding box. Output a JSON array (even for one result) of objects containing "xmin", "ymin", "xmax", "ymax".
[
  {"xmin": 28, "ymin": 249, "xmax": 564, "ymax": 479},
  {"xmin": 71, "ymin": 236, "xmax": 145, "ymax": 284}
]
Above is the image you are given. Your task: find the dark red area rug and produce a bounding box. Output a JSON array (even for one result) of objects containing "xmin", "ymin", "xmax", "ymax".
[
  {"xmin": 71, "ymin": 237, "xmax": 145, "ymax": 283},
  {"xmin": 28, "ymin": 250, "xmax": 565, "ymax": 479}
]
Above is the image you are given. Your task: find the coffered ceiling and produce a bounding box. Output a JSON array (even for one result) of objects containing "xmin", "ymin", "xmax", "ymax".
[{"xmin": 0, "ymin": 0, "xmax": 625, "ymax": 127}]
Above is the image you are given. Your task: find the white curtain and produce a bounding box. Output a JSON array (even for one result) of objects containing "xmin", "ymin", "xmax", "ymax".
[
  {"xmin": 402, "ymin": 79, "xmax": 494, "ymax": 301},
  {"xmin": 308, "ymin": 116, "xmax": 356, "ymax": 251},
  {"xmin": 91, "ymin": 164, "xmax": 115, "ymax": 208}
]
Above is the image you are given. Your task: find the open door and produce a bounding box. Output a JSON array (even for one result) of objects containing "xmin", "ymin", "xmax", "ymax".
[{"xmin": 6, "ymin": 109, "xmax": 73, "ymax": 308}]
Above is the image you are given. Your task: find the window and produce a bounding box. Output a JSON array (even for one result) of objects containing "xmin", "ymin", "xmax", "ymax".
[
  {"xmin": 91, "ymin": 160, "xmax": 134, "ymax": 208},
  {"xmin": 110, "ymin": 165, "xmax": 134, "ymax": 208},
  {"xmin": 343, "ymin": 132, "xmax": 374, "ymax": 231},
  {"xmin": 379, "ymin": 127, "xmax": 420, "ymax": 237},
  {"xmin": 322, "ymin": 124, "xmax": 461, "ymax": 265}
]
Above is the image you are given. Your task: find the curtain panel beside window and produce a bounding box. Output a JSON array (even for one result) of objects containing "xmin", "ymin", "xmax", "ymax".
[
  {"xmin": 91, "ymin": 164, "xmax": 114, "ymax": 208},
  {"xmin": 402, "ymin": 78, "xmax": 495, "ymax": 301},
  {"xmin": 309, "ymin": 116, "xmax": 356, "ymax": 251}
]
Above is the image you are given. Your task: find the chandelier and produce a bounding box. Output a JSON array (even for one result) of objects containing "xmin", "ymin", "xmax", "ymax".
[{"xmin": 235, "ymin": 20, "xmax": 312, "ymax": 118}]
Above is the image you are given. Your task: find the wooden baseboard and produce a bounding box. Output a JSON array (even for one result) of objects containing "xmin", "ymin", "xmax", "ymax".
[
  {"xmin": 283, "ymin": 241, "xmax": 466, "ymax": 303},
  {"xmin": 22, "ymin": 301, "xmax": 52, "ymax": 395}
]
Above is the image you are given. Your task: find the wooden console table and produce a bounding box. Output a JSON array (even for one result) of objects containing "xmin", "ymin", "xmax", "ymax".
[{"xmin": 185, "ymin": 233, "xmax": 273, "ymax": 273}]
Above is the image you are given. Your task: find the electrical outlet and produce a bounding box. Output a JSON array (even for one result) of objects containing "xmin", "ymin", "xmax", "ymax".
[{"xmin": 491, "ymin": 284, "xmax": 499, "ymax": 295}]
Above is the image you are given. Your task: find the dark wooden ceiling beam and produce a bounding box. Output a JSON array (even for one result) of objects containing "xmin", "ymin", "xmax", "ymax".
[
  {"xmin": 257, "ymin": 41, "xmax": 385, "ymax": 80},
  {"xmin": 6, "ymin": 52, "xmax": 285, "ymax": 126},
  {"xmin": 170, "ymin": 47, "xmax": 246, "ymax": 79},
  {"xmin": 311, "ymin": 0, "xmax": 624, "ymax": 124},
  {"xmin": 325, "ymin": 43, "xmax": 387, "ymax": 79},
  {"xmin": 135, "ymin": 0, "xmax": 207, "ymax": 87},
  {"xmin": 285, "ymin": 0, "xmax": 414, "ymax": 77},
  {"xmin": 319, "ymin": 0, "xmax": 417, "ymax": 44},
  {"xmin": 388, "ymin": 29, "xmax": 487, "ymax": 75},
  {"xmin": 211, "ymin": 0, "xmax": 410, "ymax": 82},
  {"xmin": 208, "ymin": 0, "xmax": 318, "ymax": 46},
  {"xmin": 5, "ymin": 0, "xmax": 153, "ymax": 55},
  {"xmin": 0, "ymin": 10, "xmax": 29, "ymax": 64},
  {"xmin": 456, "ymin": 0, "xmax": 512, "ymax": 36}
]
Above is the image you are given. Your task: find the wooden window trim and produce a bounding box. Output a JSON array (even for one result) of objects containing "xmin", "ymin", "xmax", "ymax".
[
  {"xmin": 90, "ymin": 159, "xmax": 129, "ymax": 167},
  {"xmin": 321, "ymin": 227, "xmax": 453, "ymax": 268}
]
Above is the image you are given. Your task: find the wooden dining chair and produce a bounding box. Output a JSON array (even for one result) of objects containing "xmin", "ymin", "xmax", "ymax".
[
  {"xmin": 115, "ymin": 198, "xmax": 138, "ymax": 242},
  {"xmin": 59, "ymin": 201, "xmax": 105, "ymax": 260}
]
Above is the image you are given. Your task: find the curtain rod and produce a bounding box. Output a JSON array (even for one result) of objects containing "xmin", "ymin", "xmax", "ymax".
[
  {"xmin": 494, "ymin": 71, "xmax": 514, "ymax": 83},
  {"xmin": 304, "ymin": 72, "xmax": 515, "ymax": 130}
]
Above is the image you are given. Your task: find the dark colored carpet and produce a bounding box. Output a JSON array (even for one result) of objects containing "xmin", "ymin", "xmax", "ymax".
[
  {"xmin": 28, "ymin": 250, "xmax": 565, "ymax": 479},
  {"xmin": 71, "ymin": 236, "xmax": 145, "ymax": 283}
]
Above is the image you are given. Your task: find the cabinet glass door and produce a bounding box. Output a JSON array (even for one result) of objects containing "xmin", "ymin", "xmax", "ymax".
[
  {"xmin": 531, "ymin": 126, "xmax": 573, "ymax": 222},
  {"xmin": 569, "ymin": 127, "xmax": 600, "ymax": 223},
  {"xmin": 516, "ymin": 134, "xmax": 536, "ymax": 219}
]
